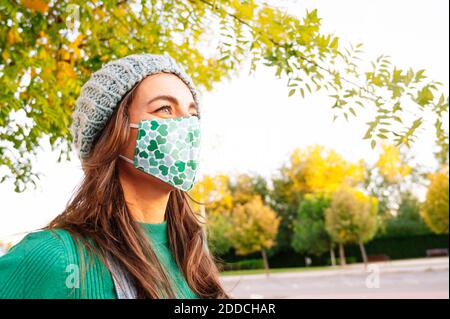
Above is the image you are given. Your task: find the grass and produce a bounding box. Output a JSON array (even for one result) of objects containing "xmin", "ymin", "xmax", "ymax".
[{"xmin": 220, "ymin": 265, "xmax": 332, "ymax": 276}]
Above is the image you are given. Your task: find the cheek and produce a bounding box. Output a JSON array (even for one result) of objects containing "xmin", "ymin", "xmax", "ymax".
[{"xmin": 122, "ymin": 129, "xmax": 138, "ymax": 158}]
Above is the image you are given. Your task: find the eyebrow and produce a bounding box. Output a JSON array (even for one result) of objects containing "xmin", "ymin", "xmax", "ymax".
[{"xmin": 147, "ymin": 94, "xmax": 198, "ymax": 112}]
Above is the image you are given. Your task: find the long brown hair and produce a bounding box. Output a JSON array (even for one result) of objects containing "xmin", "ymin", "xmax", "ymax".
[{"xmin": 46, "ymin": 80, "xmax": 230, "ymax": 299}]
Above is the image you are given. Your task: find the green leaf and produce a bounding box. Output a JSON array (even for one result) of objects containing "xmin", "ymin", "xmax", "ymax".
[
  {"xmin": 414, "ymin": 69, "xmax": 426, "ymax": 82},
  {"xmin": 416, "ymin": 86, "xmax": 434, "ymax": 106},
  {"xmin": 393, "ymin": 116, "xmax": 402, "ymax": 123}
]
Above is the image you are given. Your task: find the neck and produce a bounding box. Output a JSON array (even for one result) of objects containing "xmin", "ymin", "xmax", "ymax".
[{"xmin": 118, "ymin": 164, "xmax": 170, "ymax": 224}]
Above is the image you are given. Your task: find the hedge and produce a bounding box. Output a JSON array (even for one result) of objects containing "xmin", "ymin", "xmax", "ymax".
[{"xmin": 218, "ymin": 234, "xmax": 449, "ymax": 268}]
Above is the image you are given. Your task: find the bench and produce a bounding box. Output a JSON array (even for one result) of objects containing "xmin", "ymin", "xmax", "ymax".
[
  {"xmin": 426, "ymin": 248, "xmax": 449, "ymax": 257},
  {"xmin": 367, "ymin": 254, "xmax": 390, "ymax": 262}
]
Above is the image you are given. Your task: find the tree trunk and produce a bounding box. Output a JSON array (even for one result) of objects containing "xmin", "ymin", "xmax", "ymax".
[
  {"xmin": 330, "ymin": 245, "xmax": 336, "ymax": 267},
  {"xmin": 359, "ymin": 241, "xmax": 368, "ymax": 267},
  {"xmin": 339, "ymin": 243, "xmax": 346, "ymax": 266},
  {"xmin": 261, "ymin": 249, "xmax": 270, "ymax": 276}
]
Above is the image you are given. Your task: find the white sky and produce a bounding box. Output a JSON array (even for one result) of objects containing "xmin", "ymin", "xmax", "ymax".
[{"xmin": 0, "ymin": 0, "xmax": 448, "ymax": 242}]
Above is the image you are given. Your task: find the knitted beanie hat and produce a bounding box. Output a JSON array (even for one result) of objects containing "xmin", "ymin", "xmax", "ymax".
[{"xmin": 70, "ymin": 53, "xmax": 202, "ymax": 159}]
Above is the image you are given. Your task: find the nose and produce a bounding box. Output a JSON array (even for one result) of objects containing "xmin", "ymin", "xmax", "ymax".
[{"xmin": 178, "ymin": 109, "xmax": 191, "ymax": 117}]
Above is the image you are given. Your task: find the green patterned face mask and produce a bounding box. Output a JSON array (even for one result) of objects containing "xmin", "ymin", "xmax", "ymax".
[{"xmin": 119, "ymin": 115, "xmax": 201, "ymax": 192}]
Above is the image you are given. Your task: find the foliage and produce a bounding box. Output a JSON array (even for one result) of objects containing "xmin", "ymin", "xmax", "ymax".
[
  {"xmin": 421, "ymin": 167, "xmax": 449, "ymax": 234},
  {"xmin": 325, "ymin": 186, "xmax": 379, "ymax": 245},
  {"xmin": 190, "ymin": 172, "xmax": 269, "ymax": 255},
  {"xmin": 376, "ymin": 143, "xmax": 412, "ymax": 184},
  {"xmin": 190, "ymin": 174, "xmax": 234, "ymax": 216},
  {"xmin": 278, "ymin": 145, "xmax": 365, "ymax": 196},
  {"xmin": 379, "ymin": 191, "xmax": 432, "ymax": 238},
  {"xmin": 229, "ymin": 173, "xmax": 270, "ymax": 206},
  {"xmin": 1, "ymin": 0, "xmax": 448, "ymax": 191},
  {"xmin": 189, "ymin": 174, "xmax": 234, "ymax": 254},
  {"xmin": 291, "ymin": 192, "xmax": 332, "ymax": 256},
  {"xmin": 204, "ymin": 212, "xmax": 233, "ymax": 255},
  {"xmin": 222, "ymin": 258, "xmax": 264, "ymax": 271},
  {"xmin": 344, "ymin": 233, "xmax": 449, "ymax": 261},
  {"xmin": 228, "ymin": 195, "xmax": 280, "ymax": 256},
  {"xmin": 363, "ymin": 142, "xmax": 424, "ymax": 225},
  {"xmin": 270, "ymin": 145, "xmax": 365, "ymax": 250}
]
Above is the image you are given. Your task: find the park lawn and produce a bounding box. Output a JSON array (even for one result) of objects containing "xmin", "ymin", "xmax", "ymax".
[{"xmin": 220, "ymin": 265, "xmax": 331, "ymax": 276}]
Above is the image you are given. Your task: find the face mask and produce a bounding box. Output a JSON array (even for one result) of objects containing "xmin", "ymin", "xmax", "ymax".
[{"xmin": 119, "ymin": 115, "xmax": 201, "ymax": 192}]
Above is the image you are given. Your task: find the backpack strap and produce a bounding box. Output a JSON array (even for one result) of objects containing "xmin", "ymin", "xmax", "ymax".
[{"xmin": 105, "ymin": 252, "xmax": 138, "ymax": 299}]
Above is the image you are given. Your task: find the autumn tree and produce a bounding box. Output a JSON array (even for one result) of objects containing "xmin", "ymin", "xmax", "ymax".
[
  {"xmin": 1, "ymin": 0, "xmax": 448, "ymax": 192},
  {"xmin": 229, "ymin": 173, "xmax": 270, "ymax": 206},
  {"xmin": 189, "ymin": 174, "xmax": 234, "ymax": 216},
  {"xmin": 189, "ymin": 174, "xmax": 234, "ymax": 255},
  {"xmin": 325, "ymin": 186, "xmax": 379, "ymax": 266},
  {"xmin": 291, "ymin": 193, "xmax": 336, "ymax": 265},
  {"xmin": 421, "ymin": 167, "xmax": 449, "ymax": 234},
  {"xmin": 271, "ymin": 145, "xmax": 365, "ymax": 251},
  {"xmin": 189, "ymin": 172, "xmax": 269, "ymax": 255},
  {"xmin": 229, "ymin": 196, "xmax": 280, "ymax": 273},
  {"xmin": 363, "ymin": 142, "xmax": 425, "ymax": 227}
]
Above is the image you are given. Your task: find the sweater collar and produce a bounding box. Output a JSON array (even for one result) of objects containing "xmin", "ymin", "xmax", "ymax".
[{"xmin": 138, "ymin": 220, "xmax": 168, "ymax": 245}]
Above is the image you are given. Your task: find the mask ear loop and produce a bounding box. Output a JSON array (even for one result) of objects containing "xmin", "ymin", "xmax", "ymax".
[
  {"xmin": 118, "ymin": 155, "xmax": 134, "ymax": 165},
  {"xmin": 118, "ymin": 123, "xmax": 139, "ymax": 164}
]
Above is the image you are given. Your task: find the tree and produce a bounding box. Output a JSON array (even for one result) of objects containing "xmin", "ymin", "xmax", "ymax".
[
  {"xmin": 204, "ymin": 212, "xmax": 233, "ymax": 255},
  {"xmin": 434, "ymin": 118, "xmax": 449, "ymax": 167},
  {"xmin": 1, "ymin": 0, "xmax": 448, "ymax": 192},
  {"xmin": 291, "ymin": 193, "xmax": 336, "ymax": 266},
  {"xmin": 376, "ymin": 143, "xmax": 412, "ymax": 185},
  {"xmin": 189, "ymin": 172, "xmax": 269, "ymax": 256},
  {"xmin": 381, "ymin": 191, "xmax": 432, "ymax": 238},
  {"xmin": 270, "ymin": 145, "xmax": 365, "ymax": 252},
  {"xmin": 279, "ymin": 145, "xmax": 365, "ymax": 195},
  {"xmin": 364, "ymin": 142, "xmax": 425, "ymax": 227},
  {"xmin": 189, "ymin": 174, "xmax": 234, "ymax": 215},
  {"xmin": 421, "ymin": 167, "xmax": 449, "ymax": 234},
  {"xmin": 229, "ymin": 173, "xmax": 270, "ymax": 206},
  {"xmin": 325, "ymin": 186, "xmax": 379, "ymax": 266},
  {"xmin": 189, "ymin": 174, "xmax": 234, "ymax": 255},
  {"xmin": 229, "ymin": 196, "xmax": 280, "ymax": 274}
]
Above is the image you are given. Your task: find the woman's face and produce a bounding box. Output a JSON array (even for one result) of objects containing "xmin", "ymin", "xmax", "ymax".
[{"xmin": 120, "ymin": 73, "xmax": 199, "ymax": 190}]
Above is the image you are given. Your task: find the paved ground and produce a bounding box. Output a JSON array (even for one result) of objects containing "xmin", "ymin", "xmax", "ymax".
[{"xmin": 220, "ymin": 257, "xmax": 449, "ymax": 299}]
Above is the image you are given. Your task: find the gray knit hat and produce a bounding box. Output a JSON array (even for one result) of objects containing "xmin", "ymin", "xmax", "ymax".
[{"xmin": 70, "ymin": 53, "xmax": 202, "ymax": 159}]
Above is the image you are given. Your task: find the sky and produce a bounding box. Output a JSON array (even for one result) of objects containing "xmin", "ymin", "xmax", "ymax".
[{"xmin": 0, "ymin": 0, "xmax": 449, "ymax": 242}]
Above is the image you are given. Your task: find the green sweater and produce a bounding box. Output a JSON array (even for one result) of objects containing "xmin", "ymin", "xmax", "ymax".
[{"xmin": 0, "ymin": 220, "xmax": 199, "ymax": 299}]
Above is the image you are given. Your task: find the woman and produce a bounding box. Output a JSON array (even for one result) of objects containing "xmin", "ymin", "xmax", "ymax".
[{"xmin": 0, "ymin": 53, "xmax": 230, "ymax": 299}]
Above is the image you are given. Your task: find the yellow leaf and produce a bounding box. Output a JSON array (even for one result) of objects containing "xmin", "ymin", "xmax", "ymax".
[
  {"xmin": 38, "ymin": 48, "xmax": 48, "ymax": 60},
  {"xmin": 117, "ymin": 46, "xmax": 128, "ymax": 56},
  {"xmin": 57, "ymin": 61, "xmax": 77, "ymax": 80},
  {"xmin": 70, "ymin": 34, "xmax": 84, "ymax": 49},
  {"xmin": 59, "ymin": 48, "xmax": 71, "ymax": 61},
  {"xmin": 21, "ymin": 0, "xmax": 49, "ymax": 13},
  {"xmin": 7, "ymin": 30, "xmax": 17, "ymax": 45},
  {"xmin": 2, "ymin": 50, "xmax": 10, "ymax": 61}
]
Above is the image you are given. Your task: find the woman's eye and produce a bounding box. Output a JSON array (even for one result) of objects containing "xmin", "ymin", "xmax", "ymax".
[{"xmin": 157, "ymin": 105, "xmax": 171, "ymax": 114}]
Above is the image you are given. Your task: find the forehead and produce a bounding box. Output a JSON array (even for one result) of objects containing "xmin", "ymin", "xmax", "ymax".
[{"xmin": 136, "ymin": 73, "xmax": 195, "ymax": 102}]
